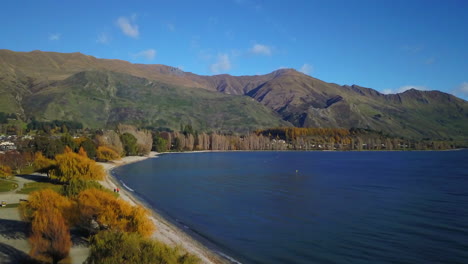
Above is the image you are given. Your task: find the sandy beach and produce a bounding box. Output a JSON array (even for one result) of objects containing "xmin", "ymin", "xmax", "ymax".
[{"xmin": 98, "ymin": 152, "xmax": 228, "ymax": 264}]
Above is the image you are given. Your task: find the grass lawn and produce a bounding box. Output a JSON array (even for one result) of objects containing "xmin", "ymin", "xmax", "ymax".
[
  {"xmin": 0, "ymin": 179, "xmax": 18, "ymax": 192},
  {"xmin": 19, "ymin": 165, "xmax": 35, "ymax": 175},
  {"xmin": 16, "ymin": 182, "xmax": 62, "ymax": 194},
  {"xmin": 0, "ymin": 203, "xmax": 20, "ymax": 208}
]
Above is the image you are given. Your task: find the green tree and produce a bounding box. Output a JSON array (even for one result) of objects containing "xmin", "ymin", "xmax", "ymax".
[
  {"xmin": 154, "ymin": 137, "xmax": 167, "ymax": 152},
  {"xmin": 60, "ymin": 133, "xmax": 78, "ymax": 152},
  {"xmin": 183, "ymin": 125, "xmax": 194, "ymax": 136},
  {"xmin": 120, "ymin": 133, "xmax": 138, "ymax": 156},
  {"xmin": 32, "ymin": 136, "xmax": 65, "ymax": 159},
  {"xmin": 0, "ymin": 112, "xmax": 8, "ymax": 124},
  {"xmin": 173, "ymin": 137, "xmax": 182, "ymax": 151},
  {"xmin": 79, "ymin": 137, "xmax": 97, "ymax": 159},
  {"xmin": 86, "ymin": 231, "xmax": 200, "ymax": 264},
  {"xmin": 60, "ymin": 179, "xmax": 112, "ymax": 198}
]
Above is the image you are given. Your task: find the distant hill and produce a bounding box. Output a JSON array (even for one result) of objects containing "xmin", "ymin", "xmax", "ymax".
[{"xmin": 0, "ymin": 49, "xmax": 467, "ymax": 141}]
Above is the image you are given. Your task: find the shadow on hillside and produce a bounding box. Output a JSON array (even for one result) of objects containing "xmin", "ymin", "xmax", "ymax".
[
  {"xmin": 0, "ymin": 242, "xmax": 40, "ymax": 264},
  {"xmin": 0, "ymin": 219, "xmax": 28, "ymax": 240}
]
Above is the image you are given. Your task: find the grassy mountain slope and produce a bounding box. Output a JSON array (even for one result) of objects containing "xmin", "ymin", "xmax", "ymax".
[
  {"xmin": 222, "ymin": 70, "xmax": 468, "ymax": 140},
  {"xmin": 0, "ymin": 50, "xmax": 467, "ymax": 141},
  {"xmin": 21, "ymin": 70, "xmax": 289, "ymax": 131}
]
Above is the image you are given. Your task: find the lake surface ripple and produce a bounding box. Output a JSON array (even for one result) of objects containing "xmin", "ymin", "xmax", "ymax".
[{"xmin": 114, "ymin": 150, "xmax": 468, "ymax": 264}]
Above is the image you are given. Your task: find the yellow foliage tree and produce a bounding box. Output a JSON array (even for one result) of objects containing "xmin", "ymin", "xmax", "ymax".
[
  {"xmin": 20, "ymin": 188, "xmax": 77, "ymax": 226},
  {"xmin": 33, "ymin": 152, "xmax": 56, "ymax": 177},
  {"xmin": 96, "ymin": 146, "xmax": 121, "ymax": 161},
  {"xmin": 53, "ymin": 147, "xmax": 105, "ymax": 182},
  {"xmin": 0, "ymin": 165, "xmax": 12, "ymax": 179},
  {"xmin": 77, "ymin": 188, "xmax": 155, "ymax": 237}
]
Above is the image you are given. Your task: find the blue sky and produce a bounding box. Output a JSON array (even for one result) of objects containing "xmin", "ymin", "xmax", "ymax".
[{"xmin": 1, "ymin": 0, "xmax": 467, "ymax": 99}]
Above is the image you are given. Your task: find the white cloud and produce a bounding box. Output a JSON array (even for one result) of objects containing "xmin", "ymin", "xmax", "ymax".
[
  {"xmin": 134, "ymin": 49, "xmax": 156, "ymax": 61},
  {"xmin": 397, "ymin": 85, "xmax": 429, "ymax": 92},
  {"xmin": 250, "ymin": 44, "xmax": 272, "ymax": 56},
  {"xmin": 210, "ymin": 54, "xmax": 231, "ymax": 74},
  {"xmin": 381, "ymin": 89, "xmax": 394, "ymax": 94},
  {"xmin": 452, "ymin": 82, "xmax": 468, "ymax": 98},
  {"xmin": 117, "ymin": 16, "xmax": 139, "ymax": 38},
  {"xmin": 381, "ymin": 85, "xmax": 429, "ymax": 94},
  {"xmin": 49, "ymin": 33, "xmax": 60, "ymax": 41},
  {"xmin": 299, "ymin": 63, "xmax": 313, "ymax": 75},
  {"xmin": 96, "ymin": 33, "xmax": 110, "ymax": 44}
]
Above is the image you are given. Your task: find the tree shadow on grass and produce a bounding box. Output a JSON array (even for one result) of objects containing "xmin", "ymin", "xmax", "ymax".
[
  {"xmin": 0, "ymin": 242, "xmax": 40, "ymax": 264},
  {"xmin": 0, "ymin": 218, "xmax": 28, "ymax": 240},
  {"xmin": 15, "ymin": 174, "xmax": 51, "ymax": 183}
]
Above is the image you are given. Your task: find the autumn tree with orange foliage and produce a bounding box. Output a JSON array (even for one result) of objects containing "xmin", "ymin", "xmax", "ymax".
[
  {"xmin": 20, "ymin": 189, "xmax": 75, "ymax": 264},
  {"xmin": 52, "ymin": 147, "xmax": 105, "ymax": 182},
  {"xmin": 29, "ymin": 207, "xmax": 72, "ymax": 264},
  {"xmin": 20, "ymin": 188, "xmax": 77, "ymax": 225},
  {"xmin": 77, "ymin": 188, "xmax": 155, "ymax": 237}
]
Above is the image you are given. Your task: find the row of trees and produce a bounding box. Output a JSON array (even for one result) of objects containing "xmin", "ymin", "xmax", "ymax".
[
  {"xmin": 148, "ymin": 126, "xmax": 457, "ymax": 152},
  {"xmin": 0, "ymin": 112, "xmax": 17, "ymax": 124},
  {"xmin": 27, "ymin": 119, "xmax": 84, "ymax": 134},
  {"xmin": 19, "ymin": 146, "xmax": 199, "ymax": 263},
  {"xmin": 13, "ymin": 124, "xmax": 152, "ymax": 160},
  {"xmin": 20, "ymin": 147, "xmax": 199, "ymax": 264}
]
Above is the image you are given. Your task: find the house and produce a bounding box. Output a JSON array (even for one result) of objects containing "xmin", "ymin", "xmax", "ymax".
[{"xmin": 0, "ymin": 141, "xmax": 16, "ymax": 151}]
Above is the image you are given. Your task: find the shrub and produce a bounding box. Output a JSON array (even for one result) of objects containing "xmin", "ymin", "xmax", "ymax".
[
  {"xmin": 96, "ymin": 146, "xmax": 121, "ymax": 161},
  {"xmin": 61, "ymin": 179, "xmax": 113, "ymax": 198},
  {"xmin": 86, "ymin": 231, "xmax": 200, "ymax": 264}
]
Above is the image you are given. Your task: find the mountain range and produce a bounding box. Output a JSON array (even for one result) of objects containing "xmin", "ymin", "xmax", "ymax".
[{"xmin": 0, "ymin": 49, "xmax": 467, "ymax": 141}]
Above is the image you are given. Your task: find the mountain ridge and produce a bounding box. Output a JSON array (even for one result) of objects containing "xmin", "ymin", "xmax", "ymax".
[{"xmin": 0, "ymin": 49, "xmax": 466, "ymax": 141}]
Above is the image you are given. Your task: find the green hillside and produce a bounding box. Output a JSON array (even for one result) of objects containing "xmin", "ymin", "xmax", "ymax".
[{"xmin": 22, "ymin": 70, "xmax": 290, "ymax": 132}]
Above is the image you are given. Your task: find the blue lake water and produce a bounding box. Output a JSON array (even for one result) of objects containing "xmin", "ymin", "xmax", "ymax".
[{"xmin": 114, "ymin": 150, "xmax": 468, "ymax": 264}]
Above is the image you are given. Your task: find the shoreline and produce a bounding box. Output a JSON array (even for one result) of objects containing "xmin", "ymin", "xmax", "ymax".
[
  {"xmin": 98, "ymin": 152, "xmax": 229, "ymax": 264},
  {"xmin": 96, "ymin": 148, "xmax": 466, "ymax": 262}
]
